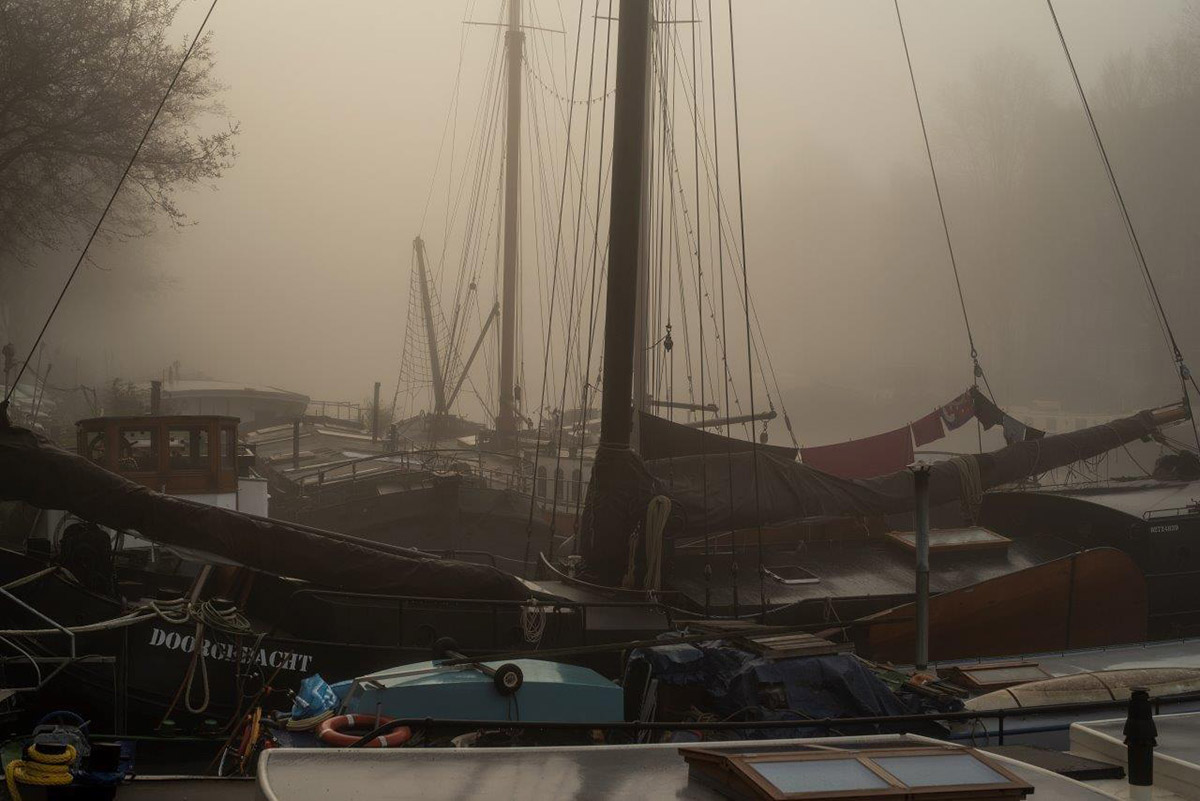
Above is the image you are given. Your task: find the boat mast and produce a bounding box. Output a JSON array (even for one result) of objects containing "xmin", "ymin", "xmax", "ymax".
[
  {"xmin": 414, "ymin": 236, "xmax": 448, "ymax": 416},
  {"xmin": 496, "ymin": 0, "xmax": 524, "ymax": 445},
  {"xmin": 598, "ymin": 0, "xmax": 651, "ymax": 451},
  {"xmin": 630, "ymin": 5, "xmax": 656, "ymax": 449},
  {"xmin": 585, "ymin": 0, "xmax": 652, "ymax": 584}
]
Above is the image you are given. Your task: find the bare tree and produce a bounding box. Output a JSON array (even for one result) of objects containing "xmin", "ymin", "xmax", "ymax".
[{"xmin": 0, "ymin": 0, "xmax": 238, "ymax": 262}]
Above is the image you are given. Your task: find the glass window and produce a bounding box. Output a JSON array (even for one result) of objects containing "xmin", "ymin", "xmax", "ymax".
[
  {"xmin": 874, "ymin": 753, "xmax": 1010, "ymax": 787},
  {"xmin": 85, "ymin": 431, "xmax": 107, "ymax": 464},
  {"xmin": 220, "ymin": 427, "xmax": 236, "ymax": 469},
  {"xmin": 117, "ymin": 428, "xmax": 158, "ymax": 472},
  {"xmin": 168, "ymin": 427, "xmax": 210, "ymax": 470},
  {"xmin": 749, "ymin": 759, "xmax": 890, "ymax": 793}
]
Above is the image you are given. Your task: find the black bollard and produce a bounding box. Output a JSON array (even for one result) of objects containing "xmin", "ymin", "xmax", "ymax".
[{"xmin": 1123, "ymin": 687, "xmax": 1157, "ymax": 800}]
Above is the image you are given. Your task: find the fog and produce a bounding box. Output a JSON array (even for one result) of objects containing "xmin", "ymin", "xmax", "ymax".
[{"xmin": 3, "ymin": 0, "xmax": 1199, "ymax": 448}]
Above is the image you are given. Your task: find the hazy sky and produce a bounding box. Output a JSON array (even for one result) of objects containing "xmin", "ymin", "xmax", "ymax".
[{"xmin": 9, "ymin": 0, "xmax": 1198, "ymax": 445}]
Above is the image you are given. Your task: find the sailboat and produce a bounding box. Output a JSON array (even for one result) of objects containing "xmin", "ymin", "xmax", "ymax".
[
  {"xmin": 559, "ymin": 0, "xmax": 1200, "ymax": 659},
  {"xmin": 2, "ymin": 0, "xmax": 1198, "ymax": 751}
]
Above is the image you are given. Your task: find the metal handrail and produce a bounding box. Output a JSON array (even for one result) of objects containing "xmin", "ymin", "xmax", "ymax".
[{"xmin": 352, "ymin": 689, "xmax": 1200, "ymax": 747}]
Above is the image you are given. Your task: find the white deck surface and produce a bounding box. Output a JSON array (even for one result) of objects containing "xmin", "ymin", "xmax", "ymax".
[{"xmin": 256, "ymin": 734, "xmax": 1122, "ymax": 800}]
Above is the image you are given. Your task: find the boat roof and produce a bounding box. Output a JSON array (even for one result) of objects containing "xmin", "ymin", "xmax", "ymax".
[
  {"xmin": 935, "ymin": 638, "xmax": 1200, "ymax": 676},
  {"xmin": 256, "ymin": 734, "xmax": 1119, "ymax": 800},
  {"xmin": 1072, "ymin": 712, "xmax": 1200, "ymax": 798},
  {"xmin": 163, "ymin": 378, "xmax": 310, "ymax": 402},
  {"xmin": 995, "ymin": 479, "xmax": 1200, "ymax": 521}
]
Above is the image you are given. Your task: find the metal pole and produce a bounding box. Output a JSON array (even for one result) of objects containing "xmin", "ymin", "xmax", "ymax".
[
  {"xmin": 150, "ymin": 380, "xmax": 162, "ymax": 415},
  {"xmin": 496, "ymin": 0, "xmax": 524, "ymax": 444},
  {"xmin": 912, "ymin": 463, "xmax": 931, "ymax": 670},
  {"xmin": 32, "ymin": 363, "xmax": 51, "ymax": 426},
  {"xmin": 447, "ymin": 302, "xmax": 500, "ymax": 411},
  {"xmin": 372, "ymin": 381, "xmax": 381, "ymax": 442},
  {"xmin": 292, "ymin": 419, "xmax": 301, "ymax": 470}
]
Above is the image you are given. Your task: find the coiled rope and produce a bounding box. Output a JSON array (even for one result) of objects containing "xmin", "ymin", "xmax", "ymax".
[
  {"xmin": 521, "ymin": 601, "xmax": 547, "ymax": 645},
  {"xmin": 5, "ymin": 744, "xmax": 76, "ymax": 801},
  {"xmin": 147, "ymin": 598, "xmax": 256, "ymax": 719}
]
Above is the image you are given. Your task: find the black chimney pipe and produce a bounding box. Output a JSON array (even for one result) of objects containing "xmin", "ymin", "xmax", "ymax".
[{"xmin": 1124, "ymin": 687, "xmax": 1157, "ymax": 798}]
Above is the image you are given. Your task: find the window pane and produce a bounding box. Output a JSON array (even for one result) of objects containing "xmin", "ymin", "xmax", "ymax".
[
  {"xmin": 86, "ymin": 432, "xmax": 107, "ymax": 464},
  {"xmin": 874, "ymin": 753, "xmax": 1009, "ymax": 787},
  {"xmin": 168, "ymin": 428, "xmax": 210, "ymax": 470},
  {"xmin": 749, "ymin": 759, "xmax": 890, "ymax": 794},
  {"xmin": 220, "ymin": 428, "xmax": 236, "ymax": 469},
  {"xmin": 117, "ymin": 428, "xmax": 157, "ymax": 472}
]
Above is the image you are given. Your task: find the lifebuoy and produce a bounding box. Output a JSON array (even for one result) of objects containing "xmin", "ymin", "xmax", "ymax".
[{"xmin": 316, "ymin": 714, "xmax": 411, "ymax": 748}]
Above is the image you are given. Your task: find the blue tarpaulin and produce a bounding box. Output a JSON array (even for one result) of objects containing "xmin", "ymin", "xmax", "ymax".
[{"xmin": 627, "ymin": 642, "xmax": 943, "ymax": 739}]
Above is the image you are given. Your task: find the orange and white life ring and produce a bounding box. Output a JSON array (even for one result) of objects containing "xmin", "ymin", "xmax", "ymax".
[{"xmin": 316, "ymin": 714, "xmax": 411, "ymax": 748}]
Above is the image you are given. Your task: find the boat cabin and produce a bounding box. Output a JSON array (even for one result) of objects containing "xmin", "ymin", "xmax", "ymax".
[{"xmin": 77, "ymin": 415, "xmax": 239, "ymax": 495}]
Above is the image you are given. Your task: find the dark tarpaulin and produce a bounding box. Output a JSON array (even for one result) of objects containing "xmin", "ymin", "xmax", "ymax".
[
  {"xmin": 647, "ymin": 408, "xmax": 1159, "ymax": 537},
  {"xmin": 637, "ymin": 411, "xmax": 797, "ymax": 462},
  {"xmin": 0, "ymin": 423, "xmax": 535, "ymax": 601},
  {"xmin": 625, "ymin": 642, "xmax": 936, "ymax": 737}
]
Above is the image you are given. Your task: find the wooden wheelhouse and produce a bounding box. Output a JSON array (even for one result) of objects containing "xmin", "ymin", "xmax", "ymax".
[{"xmin": 76, "ymin": 415, "xmax": 239, "ymax": 495}]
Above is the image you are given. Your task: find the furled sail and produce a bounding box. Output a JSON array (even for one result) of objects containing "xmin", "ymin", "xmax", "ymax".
[
  {"xmin": 637, "ymin": 410, "xmax": 797, "ymax": 462},
  {"xmin": 0, "ymin": 422, "xmax": 535, "ymax": 600},
  {"xmin": 649, "ymin": 404, "xmax": 1186, "ymax": 536}
]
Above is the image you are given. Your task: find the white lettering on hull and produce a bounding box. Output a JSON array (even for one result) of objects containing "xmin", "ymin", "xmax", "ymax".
[{"xmin": 146, "ymin": 627, "xmax": 314, "ymax": 673}]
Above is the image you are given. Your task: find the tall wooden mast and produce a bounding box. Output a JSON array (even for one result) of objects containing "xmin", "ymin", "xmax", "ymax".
[
  {"xmin": 496, "ymin": 0, "xmax": 524, "ymax": 444},
  {"xmin": 598, "ymin": 0, "xmax": 651, "ymax": 449},
  {"xmin": 583, "ymin": 0, "xmax": 653, "ymax": 583}
]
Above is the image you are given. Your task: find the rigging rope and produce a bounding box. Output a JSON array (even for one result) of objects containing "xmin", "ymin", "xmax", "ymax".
[
  {"xmin": 1044, "ymin": 0, "xmax": 1199, "ymax": 452},
  {"xmin": 725, "ymin": 0, "xmax": 767, "ymax": 622},
  {"xmin": 1, "ymin": 0, "xmax": 221, "ymax": 417},
  {"xmin": 891, "ymin": 0, "xmax": 982, "ymax": 381},
  {"xmin": 572, "ymin": 0, "xmax": 618, "ymax": 547},
  {"xmin": 522, "ymin": 0, "xmax": 588, "ymax": 576}
]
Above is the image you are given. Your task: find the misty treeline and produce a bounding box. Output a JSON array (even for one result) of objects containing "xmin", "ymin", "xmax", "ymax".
[
  {"xmin": 761, "ymin": 18, "xmax": 1200, "ymax": 431},
  {"xmin": 0, "ymin": 0, "xmax": 237, "ymax": 271}
]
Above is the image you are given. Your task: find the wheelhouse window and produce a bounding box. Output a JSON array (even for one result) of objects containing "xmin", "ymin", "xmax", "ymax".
[
  {"xmin": 84, "ymin": 431, "xmax": 107, "ymax": 464},
  {"xmin": 117, "ymin": 428, "xmax": 158, "ymax": 472},
  {"xmin": 220, "ymin": 426, "xmax": 236, "ymax": 469},
  {"xmin": 169, "ymin": 427, "xmax": 210, "ymax": 470}
]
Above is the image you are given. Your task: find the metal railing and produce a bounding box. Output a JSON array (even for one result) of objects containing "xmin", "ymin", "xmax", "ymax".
[
  {"xmin": 357, "ymin": 689, "xmax": 1200, "ymax": 747},
  {"xmin": 285, "ymin": 588, "xmax": 676, "ymax": 649},
  {"xmin": 283, "ymin": 446, "xmax": 592, "ymax": 516}
]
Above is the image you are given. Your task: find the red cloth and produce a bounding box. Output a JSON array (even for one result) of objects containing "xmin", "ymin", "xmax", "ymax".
[
  {"xmin": 801, "ymin": 426, "xmax": 915, "ymax": 479},
  {"xmin": 940, "ymin": 390, "xmax": 975, "ymax": 431},
  {"xmin": 910, "ymin": 409, "xmax": 945, "ymax": 447}
]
